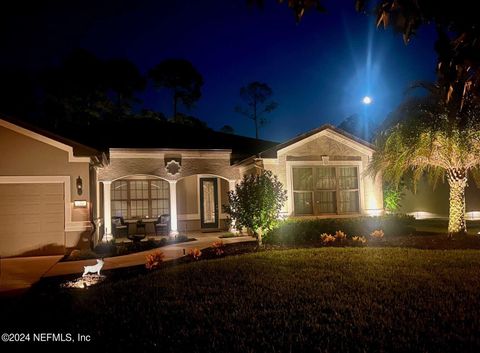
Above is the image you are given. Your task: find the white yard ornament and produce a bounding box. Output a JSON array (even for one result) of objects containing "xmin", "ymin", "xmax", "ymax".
[{"xmin": 82, "ymin": 258, "xmax": 104, "ymax": 277}]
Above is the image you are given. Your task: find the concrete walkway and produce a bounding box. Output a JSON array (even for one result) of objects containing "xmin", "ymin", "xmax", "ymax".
[{"xmin": 0, "ymin": 233, "xmax": 255, "ymax": 295}]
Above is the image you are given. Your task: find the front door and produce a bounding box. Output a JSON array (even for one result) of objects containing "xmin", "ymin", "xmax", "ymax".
[{"xmin": 200, "ymin": 178, "xmax": 218, "ymax": 229}]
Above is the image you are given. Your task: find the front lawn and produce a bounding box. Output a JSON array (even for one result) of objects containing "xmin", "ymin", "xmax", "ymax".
[
  {"xmin": 2, "ymin": 248, "xmax": 480, "ymax": 352},
  {"xmin": 414, "ymin": 219, "xmax": 480, "ymax": 235}
]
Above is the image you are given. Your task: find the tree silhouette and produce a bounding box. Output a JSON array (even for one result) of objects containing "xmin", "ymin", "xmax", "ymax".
[
  {"xmin": 148, "ymin": 59, "xmax": 204, "ymax": 118},
  {"xmin": 357, "ymin": 0, "xmax": 480, "ymax": 108},
  {"xmin": 266, "ymin": 0, "xmax": 480, "ymax": 104},
  {"xmin": 136, "ymin": 109, "xmax": 167, "ymax": 122},
  {"xmin": 0, "ymin": 70, "xmax": 38, "ymax": 120},
  {"xmin": 235, "ymin": 81, "xmax": 278, "ymax": 139},
  {"xmin": 105, "ymin": 58, "xmax": 146, "ymax": 111},
  {"xmin": 220, "ymin": 125, "xmax": 235, "ymax": 134},
  {"xmin": 42, "ymin": 49, "xmax": 112, "ymax": 127},
  {"xmin": 40, "ymin": 49, "xmax": 148, "ymax": 127},
  {"xmin": 171, "ymin": 112, "xmax": 210, "ymax": 130}
]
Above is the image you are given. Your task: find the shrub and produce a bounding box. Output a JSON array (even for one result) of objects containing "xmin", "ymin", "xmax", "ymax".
[
  {"xmin": 116, "ymin": 242, "xmax": 130, "ymax": 256},
  {"xmin": 212, "ymin": 241, "xmax": 225, "ymax": 256},
  {"xmin": 94, "ymin": 241, "xmax": 117, "ymax": 256},
  {"xmin": 264, "ymin": 214, "xmax": 414, "ymax": 245},
  {"xmin": 334, "ymin": 230, "xmax": 347, "ymax": 242},
  {"xmin": 159, "ymin": 238, "xmax": 168, "ymax": 246},
  {"xmin": 383, "ymin": 182, "xmax": 405, "ymax": 213},
  {"xmin": 144, "ymin": 239, "xmax": 159, "ymax": 250},
  {"xmin": 145, "ymin": 251, "xmax": 164, "ymax": 270},
  {"xmin": 224, "ymin": 170, "xmax": 287, "ymax": 244},
  {"xmin": 320, "ymin": 233, "xmax": 336, "ymax": 245},
  {"xmin": 351, "ymin": 236, "xmax": 367, "ymax": 245},
  {"xmin": 370, "ymin": 229, "xmax": 385, "ymax": 240},
  {"xmin": 188, "ymin": 248, "xmax": 202, "ymax": 260},
  {"xmin": 174, "ymin": 235, "xmax": 189, "ymax": 243}
]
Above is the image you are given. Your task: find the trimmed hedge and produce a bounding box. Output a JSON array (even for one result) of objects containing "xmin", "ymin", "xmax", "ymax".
[{"xmin": 264, "ymin": 214, "xmax": 415, "ymax": 245}]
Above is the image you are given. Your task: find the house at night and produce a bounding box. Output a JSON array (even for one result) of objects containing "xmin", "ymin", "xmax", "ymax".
[{"xmin": 1, "ymin": 116, "xmax": 386, "ymax": 257}]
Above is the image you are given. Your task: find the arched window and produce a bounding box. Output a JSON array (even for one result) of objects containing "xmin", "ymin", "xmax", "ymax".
[{"xmin": 111, "ymin": 179, "xmax": 170, "ymax": 218}]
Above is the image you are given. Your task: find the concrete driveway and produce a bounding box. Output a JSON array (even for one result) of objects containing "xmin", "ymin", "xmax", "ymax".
[
  {"xmin": 0, "ymin": 255, "xmax": 63, "ymax": 295},
  {"xmin": 0, "ymin": 233, "xmax": 255, "ymax": 295}
]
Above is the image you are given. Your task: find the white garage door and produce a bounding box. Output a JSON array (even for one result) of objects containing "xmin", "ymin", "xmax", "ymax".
[{"xmin": 0, "ymin": 183, "xmax": 65, "ymax": 257}]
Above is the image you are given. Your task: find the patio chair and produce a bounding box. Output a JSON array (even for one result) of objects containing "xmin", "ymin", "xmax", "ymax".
[
  {"xmin": 136, "ymin": 219, "xmax": 146, "ymax": 235},
  {"xmin": 154, "ymin": 214, "xmax": 170, "ymax": 235},
  {"xmin": 112, "ymin": 216, "xmax": 128, "ymax": 238}
]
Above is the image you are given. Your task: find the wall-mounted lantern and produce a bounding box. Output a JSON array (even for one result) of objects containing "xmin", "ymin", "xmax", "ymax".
[{"xmin": 76, "ymin": 176, "xmax": 83, "ymax": 195}]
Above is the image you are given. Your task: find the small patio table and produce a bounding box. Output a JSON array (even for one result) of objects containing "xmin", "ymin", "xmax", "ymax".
[{"xmin": 127, "ymin": 234, "xmax": 146, "ymax": 242}]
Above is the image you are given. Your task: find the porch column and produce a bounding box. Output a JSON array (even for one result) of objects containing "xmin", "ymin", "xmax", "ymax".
[
  {"xmin": 102, "ymin": 181, "xmax": 112, "ymax": 241},
  {"xmin": 169, "ymin": 180, "xmax": 179, "ymax": 236},
  {"xmin": 228, "ymin": 180, "xmax": 239, "ymax": 234}
]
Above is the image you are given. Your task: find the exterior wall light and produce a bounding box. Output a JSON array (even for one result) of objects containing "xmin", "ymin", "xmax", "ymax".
[{"xmin": 76, "ymin": 176, "xmax": 83, "ymax": 195}]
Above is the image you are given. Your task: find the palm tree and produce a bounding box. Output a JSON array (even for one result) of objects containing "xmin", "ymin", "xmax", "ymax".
[{"xmin": 368, "ymin": 85, "xmax": 480, "ymax": 237}]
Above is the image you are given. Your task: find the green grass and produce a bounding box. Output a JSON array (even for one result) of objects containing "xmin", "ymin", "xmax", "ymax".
[
  {"xmin": 2, "ymin": 248, "xmax": 480, "ymax": 352},
  {"xmin": 414, "ymin": 219, "xmax": 480, "ymax": 235}
]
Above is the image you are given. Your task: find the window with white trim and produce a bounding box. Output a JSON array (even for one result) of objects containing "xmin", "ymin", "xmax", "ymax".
[
  {"xmin": 293, "ymin": 166, "xmax": 359, "ymax": 215},
  {"xmin": 111, "ymin": 179, "xmax": 170, "ymax": 218}
]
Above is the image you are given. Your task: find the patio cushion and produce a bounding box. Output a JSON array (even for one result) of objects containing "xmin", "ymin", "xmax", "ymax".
[{"xmin": 112, "ymin": 218, "xmax": 121, "ymax": 226}]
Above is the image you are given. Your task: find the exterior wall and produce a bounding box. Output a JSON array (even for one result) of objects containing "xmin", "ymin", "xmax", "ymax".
[
  {"xmin": 399, "ymin": 177, "xmax": 480, "ymax": 219},
  {"xmin": 220, "ymin": 178, "xmax": 229, "ymax": 213},
  {"xmin": 0, "ymin": 124, "xmax": 92, "ymax": 254},
  {"xmin": 98, "ymin": 150, "xmax": 240, "ymax": 182},
  {"xmin": 252, "ymin": 131, "xmax": 384, "ymax": 218},
  {"xmin": 178, "ymin": 219, "xmax": 229, "ymax": 232},
  {"xmin": 177, "ymin": 175, "xmax": 198, "ymax": 215},
  {"xmin": 176, "ymin": 175, "xmax": 230, "ymax": 231}
]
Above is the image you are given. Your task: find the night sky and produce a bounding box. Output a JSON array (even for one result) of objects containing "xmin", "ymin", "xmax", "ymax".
[{"xmin": 0, "ymin": 0, "xmax": 437, "ymax": 142}]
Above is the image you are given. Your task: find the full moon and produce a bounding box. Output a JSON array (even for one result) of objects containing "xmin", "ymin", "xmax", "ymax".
[{"xmin": 362, "ymin": 96, "xmax": 372, "ymax": 105}]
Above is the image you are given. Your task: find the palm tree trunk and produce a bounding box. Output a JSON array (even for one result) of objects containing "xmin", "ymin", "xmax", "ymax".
[
  {"xmin": 447, "ymin": 169, "xmax": 467, "ymax": 237},
  {"xmin": 256, "ymin": 228, "xmax": 263, "ymax": 246}
]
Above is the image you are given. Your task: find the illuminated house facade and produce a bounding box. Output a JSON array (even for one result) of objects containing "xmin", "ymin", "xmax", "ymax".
[
  {"xmin": 236, "ymin": 125, "xmax": 384, "ymax": 219},
  {"xmin": 0, "ymin": 117, "xmax": 383, "ymax": 257}
]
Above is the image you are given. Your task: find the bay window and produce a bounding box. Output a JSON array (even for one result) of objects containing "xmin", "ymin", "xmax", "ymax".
[{"xmin": 292, "ymin": 166, "xmax": 359, "ymax": 215}]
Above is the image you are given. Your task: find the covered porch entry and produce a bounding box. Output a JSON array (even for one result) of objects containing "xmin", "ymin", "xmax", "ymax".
[{"xmin": 97, "ymin": 148, "xmax": 240, "ymax": 240}]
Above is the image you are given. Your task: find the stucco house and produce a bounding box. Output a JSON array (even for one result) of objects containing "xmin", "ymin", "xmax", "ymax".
[
  {"xmin": 0, "ymin": 118, "xmax": 102, "ymax": 257},
  {"xmin": 0, "ymin": 116, "xmax": 384, "ymax": 257}
]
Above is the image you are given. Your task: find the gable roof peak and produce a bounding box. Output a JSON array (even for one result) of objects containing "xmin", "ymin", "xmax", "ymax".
[{"xmin": 258, "ymin": 123, "xmax": 375, "ymax": 159}]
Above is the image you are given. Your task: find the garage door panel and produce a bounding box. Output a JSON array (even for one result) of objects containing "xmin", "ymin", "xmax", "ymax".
[
  {"xmin": 0, "ymin": 183, "xmax": 65, "ymax": 257},
  {"xmin": 0, "ymin": 232, "xmax": 64, "ymax": 256},
  {"xmin": 43, "ymin": 202, "xmax": 64, "ymax": 212}
]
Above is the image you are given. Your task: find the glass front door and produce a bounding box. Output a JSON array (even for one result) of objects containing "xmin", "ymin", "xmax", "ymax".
[{"xmin": 200, "ymin": 178, "xmax": 218, "ymax": 229}]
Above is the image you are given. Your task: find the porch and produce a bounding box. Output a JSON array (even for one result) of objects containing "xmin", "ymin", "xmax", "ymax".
[{"xmin": 96, "ymin": 148, "xmax": 241, "ymax": 241}]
